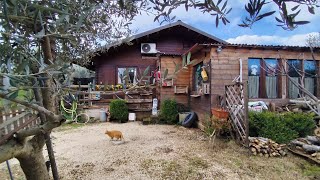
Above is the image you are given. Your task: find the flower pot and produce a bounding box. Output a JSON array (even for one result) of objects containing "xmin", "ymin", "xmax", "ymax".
[{"xmin": 211, "ymin": 108, "xmax": 229, "ymax": 119}]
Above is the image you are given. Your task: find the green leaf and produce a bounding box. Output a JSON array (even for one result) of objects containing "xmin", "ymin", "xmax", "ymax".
[
  {"xmin": 188, "ymin": 60, "xmax": 196, "ymax": 65},
  {"xmin": 291, "ymin": 5, "xmax": 299, "ymax": 11},
  {"xmin": 3, "ymin": 0, "xmax": 10, "ymax": 30},
  {"xmin": 226, "ymin": 8, "xmax": 232, "ymax": 14},
  {"xmin": 215, "ymin": 15, "xmax": 219, "ymax": 27},
  {"xmin": 163, "ymin": 69, "xmax": 168, "ymax": 79},
  {"xmin": 308, "ymin": 6, "xmax": 315, "ymax": 14},
  {"xmin": 143, "ymin": 66, "xmax": 150, "ymax": 76},
  {"xmin": 173, "ymin": 61, "xmax": 179, "ymax": 73},
  {"xmin": 7, "ymin": 0, "xmax": 15, "ymax": 6},
  {"xmin": 221, "ymin": 1, "xmax": 227, "ymax": 11},
  {"xmin": 182, "ymin": 55, "xmax": 186, "ymax": 67},
  {"xmin": 8, "ymin": 91, "xmax": 19, "ymax": 100},
  {"xmin": 187, "ymin": 52, "xmax": 191, "ymax": 64},
  {"xmin": 256, "ymin": 11, "xmax": 275, "ymax": 20},
  {"xmin": 222, "ymin": 17, "xmax": 226, "ymax": 25},
  {"xmin": 292, "ymin": 21, "xmax": 309, "ymax": 25},
  {"xmin": 275, "ymin": 17, "xmax": 283, "ymax": 23}
]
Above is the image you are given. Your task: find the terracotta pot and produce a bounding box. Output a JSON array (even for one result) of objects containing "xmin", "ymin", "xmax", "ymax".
[{"xmin": 211, "ymin": 108, "xmax": 229, "ymax": 119}]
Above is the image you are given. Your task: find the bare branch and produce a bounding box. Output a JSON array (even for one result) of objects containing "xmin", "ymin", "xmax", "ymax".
[{"xmin": 15, "ymin": 120, "xmax": 63, "ymax": 140}]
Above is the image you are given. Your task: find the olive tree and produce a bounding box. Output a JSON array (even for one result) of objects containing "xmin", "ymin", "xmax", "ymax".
[{"xmin": 0, "ymin": 0, "xmax": 318, "ymax": 179}]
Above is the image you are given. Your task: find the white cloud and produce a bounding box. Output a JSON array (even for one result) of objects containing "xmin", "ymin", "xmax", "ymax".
[{"xmin": 226, "ymin": 32, "xmax": 319, "ymax": 46}]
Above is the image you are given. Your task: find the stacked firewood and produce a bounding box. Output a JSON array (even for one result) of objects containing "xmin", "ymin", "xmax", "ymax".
[
  {"xmin": 290, "ymin": 136, "xmax": 320, "ymax": 161},
  {"xmin": 249, "ymin": 137, "xmax": 287, "ymax": 157}
]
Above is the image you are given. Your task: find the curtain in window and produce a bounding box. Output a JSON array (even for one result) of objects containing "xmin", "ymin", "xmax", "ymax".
[
  {"xmin": 266, "ymin": 76, "xmax": 277, "ymax": 98},
  {"xmin": 289, "ymin": 77, "xmax": 299, "ymax": 98},
  {"xmin": 304, "ymin": 77, "xmax": 315, "ymax": 95},
  {"xmin": 248, "ymin": 76, "xmax": 259, "ymax": 98}
]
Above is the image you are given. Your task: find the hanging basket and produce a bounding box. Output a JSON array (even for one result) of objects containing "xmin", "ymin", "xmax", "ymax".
[{"xmin": 211, "ymin": 108, "xmax": 229, "ymax": 119}]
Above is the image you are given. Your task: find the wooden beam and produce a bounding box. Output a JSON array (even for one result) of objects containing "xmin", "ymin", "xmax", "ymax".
[
  {"xmin": 126, "ymin": 99, "xmax": 152, "ymax": 103},
  {"xmin": 141, "ymin": 56, "xmax": 158, "ymax": 60}
]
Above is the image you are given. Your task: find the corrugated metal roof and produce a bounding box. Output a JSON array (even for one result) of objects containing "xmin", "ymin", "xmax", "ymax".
[
  {"xmin": 159, "ymin": 52, "xmax": 182, "ymax": 56},
  {"xmin": 199, "ymin": 43, "xmax": 320, "ymax": 50}
]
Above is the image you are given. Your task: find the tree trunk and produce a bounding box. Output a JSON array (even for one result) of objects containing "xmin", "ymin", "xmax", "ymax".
[
  {"xmin": 302, "ymin": 144, "xmax": 320, "ymax": 153},
  {"xmin": 16, "ymin": 135, "xmax": 50, "ymax": 180}
]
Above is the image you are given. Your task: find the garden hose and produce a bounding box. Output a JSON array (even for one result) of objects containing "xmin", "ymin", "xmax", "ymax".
[
  {"xmin": 60, "ymin": 99, "xmax": 77, "ymax": 120},
  {"xmin": 60, "ymin": 98, "xmax": 90, "ymax": 124}
]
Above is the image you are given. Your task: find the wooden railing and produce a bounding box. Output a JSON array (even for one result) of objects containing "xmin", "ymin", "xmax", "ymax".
[{"xmin": 0, "ymin": 109, "xmax": 40, "ymax": 146}]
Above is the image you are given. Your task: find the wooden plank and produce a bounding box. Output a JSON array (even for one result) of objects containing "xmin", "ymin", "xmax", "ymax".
[
  {"xmin": 288, "ymin": 148, "xmax": 320, "ymax": 165},
  {"xmin": 126, "ymin": 99, "xmax": 153, "ymax": 103}
]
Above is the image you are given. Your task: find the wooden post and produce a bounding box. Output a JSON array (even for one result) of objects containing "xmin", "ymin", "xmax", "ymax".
[
  {"xmin": 44, "ymin": 133, "xmax": 59, "ymax": 180},
  {"xmin": 244, "ymin": 82, "xmax": 250, "ymax": 148}
]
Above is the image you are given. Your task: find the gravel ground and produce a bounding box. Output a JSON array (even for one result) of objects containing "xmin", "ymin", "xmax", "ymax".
[
  {"xmin": 53, "ymin": 122, "xmax": 240, "ymax": 180},
  {"xmin": 1, "ymin": 121, "xmax": 317, "ymax": 180}
]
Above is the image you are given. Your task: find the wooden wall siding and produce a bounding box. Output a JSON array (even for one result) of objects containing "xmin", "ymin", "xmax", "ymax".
[
  {"xmin": 209, "ymin": 46, "xmax": 320, "ymax": 106},
  {"xmin": 94, "ymin": 45, "xmax": 157, "ymax": 84},
  {"xmin": 93, "ymin": 31, "xmax": 214, "ymax": 85},
  {"xmin": 160, "ymin": 56, "xmax": 190, "ymax": 106},
  {"xmin": 189, "ymin": 51, "xmax": 211, "ymax": 125},
  {"xmin": 92, "ymin": 22, "xmax": 224, "ymax": 85}
]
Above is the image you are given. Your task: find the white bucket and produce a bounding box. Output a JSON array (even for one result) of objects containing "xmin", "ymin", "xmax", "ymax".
[{"xmin": 128, "ymin": 113, "xmax": 136, "ymax": 121}]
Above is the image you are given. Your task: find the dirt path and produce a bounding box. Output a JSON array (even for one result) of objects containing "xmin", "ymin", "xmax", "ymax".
[
  {"xmin": 53, "ymin": 122, "xmax": 240, "ymax": 180},
  {"xmin": 1, "ymin": 121, "xmax": 318, "ymax": 179}
]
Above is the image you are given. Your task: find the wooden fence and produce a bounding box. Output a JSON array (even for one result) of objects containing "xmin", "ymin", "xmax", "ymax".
[
  {"xmin": 225, "ymin": 82, "xmax": 249, "ymax": 146},
  {"xmin": 0, "ymin": 109, "xmax": 40, "ymax": 146}
]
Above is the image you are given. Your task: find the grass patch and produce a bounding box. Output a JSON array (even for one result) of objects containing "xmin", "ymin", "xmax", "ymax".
[
  {"xmin": 140, "ymin": 159, "xmax": 205, "ymax": 180},
  {"xmin": 300, "ymin": 163, "xmax": 320, "ymax": 178},
  {"xmin": 187, "ymin": 156, "xmax": 209, "ymax": 169}
]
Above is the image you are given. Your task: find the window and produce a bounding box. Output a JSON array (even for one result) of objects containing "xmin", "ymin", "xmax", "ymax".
[
  {"xmin": 304, "ymin": 60, "xmax": 317, "ymax": 95},
  {"xmin": 248, "ymin": 58, "xmax": 260, "ymax": 98},
  {"xmin": 265, "ymin": 59, "xmax": 278, "ymax": 98},
  {"xmin": 193, "ymin": 62, "xmax": 203, "ymax": 91},
  {"xmin": 287, "ymin": 59, "xmax": 317, "ymax": 98},
  {"xmin": 288, "ymin": 60, "xmax": 302, "ymax": 98},
  {"xmin": 117, "ymin": 67, "xmax": 137, "ymax": 84},
  {"xmin": 248, "ymin": 58, "xmax": 279, "ymax": 99}
]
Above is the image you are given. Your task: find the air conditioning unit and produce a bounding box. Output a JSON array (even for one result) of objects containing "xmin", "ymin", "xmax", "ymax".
[{"xmin": 141, "ymin": 43, "xmax": 157, "ymax": 54}]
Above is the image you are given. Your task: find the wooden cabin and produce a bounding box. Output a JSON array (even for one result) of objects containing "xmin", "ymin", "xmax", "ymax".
[
  {"xmin": 90, "ymin": 21, "xmax": 320, "ymax": 126},
  {"xmin": 163, "ymin": 43, "xmax": 320, "ymax": 128},
  {"xmin": 89, "ymin": 20, "xmax": 226, "ymax": 118}
]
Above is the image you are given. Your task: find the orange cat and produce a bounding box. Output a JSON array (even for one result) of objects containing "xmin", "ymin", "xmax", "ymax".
[{"xmin": 105, "ymin": 130, "xmax": 124, "ymax": 141}]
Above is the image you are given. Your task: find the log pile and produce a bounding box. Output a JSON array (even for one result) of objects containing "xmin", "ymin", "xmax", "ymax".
[
  {"xmin": 290, "ymin": 136, "xmax": 320, "ymax": 162},
  {"xmin": 249, "ymin": 137, "xmax": 287, "ymax": 157}
]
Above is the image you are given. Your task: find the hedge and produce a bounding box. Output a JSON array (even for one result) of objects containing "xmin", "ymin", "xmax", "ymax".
[{"xmin": 249, "ymin": 111, "xmax": 316, "ymax": 144}]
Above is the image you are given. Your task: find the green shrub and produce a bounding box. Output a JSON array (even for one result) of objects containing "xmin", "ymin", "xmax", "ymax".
[
  {"xmin": 249, "ymin": 111, "xmax": 316, "ymax": 144},
  {"xmin": 282, "ymin": 112, "xmax": 316, "ymax": 137},
  {"xmin": 160, "ymin": 99, "xmax": 178, "ymax": 124},
  {"xmin": 110, "ymin": 99, "xmax": 128, "ymax": 123},
  {"xmin": 203, "ymin": 114, "xmax": 215, "ymax": 137}
]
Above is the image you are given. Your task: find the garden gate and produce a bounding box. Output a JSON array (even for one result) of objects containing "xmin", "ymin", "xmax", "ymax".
[{"xmin": 225, "ymin": 82, "xmax": 249, "ymax": 146}]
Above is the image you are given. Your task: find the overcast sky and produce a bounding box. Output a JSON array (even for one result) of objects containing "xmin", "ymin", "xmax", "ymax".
[{"xmin": 128, "ymin": 2, "xmax": 320, "ymax": 46}]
